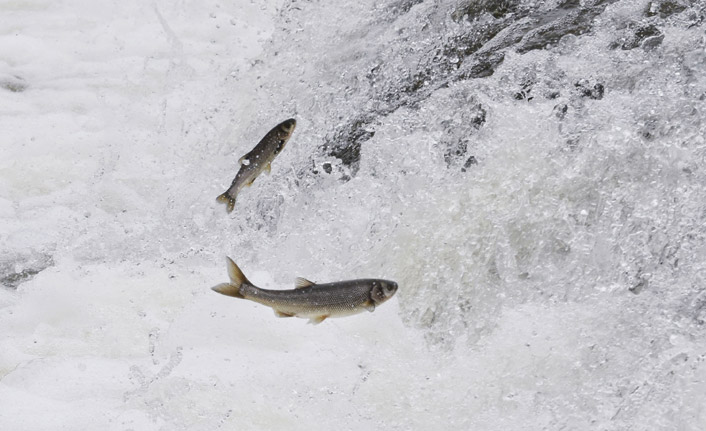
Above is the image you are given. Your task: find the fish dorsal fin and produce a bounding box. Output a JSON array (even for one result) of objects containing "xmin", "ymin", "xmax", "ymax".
[
  {"xmin": 294, "ymin": 277, "xmax": 316, "ymax": 289},
  {"xmin": 226, "ymin": 257, "xmax": 253, "ymax": 287}
]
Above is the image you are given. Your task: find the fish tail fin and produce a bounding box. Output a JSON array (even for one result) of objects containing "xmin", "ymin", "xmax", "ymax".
[
  {"xmin": 216, "ymin": 192, "xmax": 235, "ymax": 213},
  {"xmin": 211, "ymin": 257, "xmax": 254, "ymax": 298}
]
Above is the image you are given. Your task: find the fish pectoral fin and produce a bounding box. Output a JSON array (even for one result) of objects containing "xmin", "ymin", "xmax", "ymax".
[
  {"xmin": 238, "ymin": 154, "xmax": 252, "ymax": 166},
  {"xmin": 264, "ymin": 163, "xmax": 271, "ymax": 174},
  {"xmin": 308, "ymin": 315, "xmax": 329, "ymax": 325},
  {"xmin": 294, "ymin": 277, "xmax": 316, "ymax": 289},
  {"xmin": 274, "ymin": 310, "xmax": 294, "ymax": 318},
  {"xmin": 364, "ymin": 302, "xmax": 375, "ymax": 312}
]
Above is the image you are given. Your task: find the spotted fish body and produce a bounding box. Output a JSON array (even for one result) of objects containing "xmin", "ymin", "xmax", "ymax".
[
  {"xmin": 212, "ymin": 257, "xmax": 398, "ymax": 324},
  {"xmin": 216, "ymin": 118, "xmax": 296, "ymax": 213}
]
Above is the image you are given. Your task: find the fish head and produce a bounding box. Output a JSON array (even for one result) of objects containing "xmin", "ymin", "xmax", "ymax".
[
  {"xmin": 278, "ymin": 118, "xmax": 297, "ymax": 138},
  {"xmin": 370, "ymin": 279, "xmax": 398, "ymax": 305}
]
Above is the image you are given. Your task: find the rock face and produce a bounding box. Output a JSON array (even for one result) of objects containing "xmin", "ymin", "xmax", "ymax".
[
  {"xmin": 0, "ymin": 74, "xmax": 28, "ymax": 93},
  {"xmin": 1, "ymin": 252, "xmax": 53, "ymax": 289},
  {"xmin": 319, "ymin": 0, "xmax": 620, "ymax": 175}
]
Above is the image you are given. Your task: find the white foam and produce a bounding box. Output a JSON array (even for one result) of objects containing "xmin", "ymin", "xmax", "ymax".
[{"xmin": 2, "ymin": 0, "xmax": 706, "ymax": 429}]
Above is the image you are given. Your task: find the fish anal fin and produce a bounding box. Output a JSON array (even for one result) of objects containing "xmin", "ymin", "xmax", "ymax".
[
  {"xmin": 265, "ymin": 163, "xmax": 271, "ymax": 174},
  {"xmin": 274, "ymin": 310, "xmax": 294, "ymax": 318},
  {"xmin": 308, "ymin": 315, "xmax": 329, "ymax": 325},
  {"xmin": 294, "ymin": 277, "xmax": 316, "ymax": 289}
]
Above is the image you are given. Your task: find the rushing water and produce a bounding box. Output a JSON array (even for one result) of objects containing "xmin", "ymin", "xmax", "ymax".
[{"xmin": 2, "ymin": 0, "xmax": 706, "ymax": 429}]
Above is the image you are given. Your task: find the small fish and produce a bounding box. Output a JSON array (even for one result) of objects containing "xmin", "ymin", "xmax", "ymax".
[
  {"xmin": 216, "ymin": 118, "xmax": 296, "ymax": 212},
  {"xmin": 212, "ymin": 257, "xmax": 398, "ymax": 324}
]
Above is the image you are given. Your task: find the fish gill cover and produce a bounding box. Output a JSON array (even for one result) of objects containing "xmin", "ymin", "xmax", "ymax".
[{"xmin": 1, "ymin": 0, "xmax": 706, "ymax": 429}]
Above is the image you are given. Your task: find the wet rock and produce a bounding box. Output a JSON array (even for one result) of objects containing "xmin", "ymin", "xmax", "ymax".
[
  {"xmin": 553, "ymin": 103, "xmax": 568, "ymax": 119},
  {"xmin": 442, "ymin": 103, "xmax": 486, "ymax": 167},
  {"xmin": 515, "ymin": 2, "xmax": 616, "ymax": 54},
  {"xmin": 323, "ymin": 115, "xmax": 375, "ymax": 175},
  {"xmin": 452, "ymin": 0, "xmax": 522, "ymax": 21},
  {"xmin": 574, "ymin": 80, "xmax": 604, "ymax": 100},
  {"xmin": 0, "ymin": 75, "xmax": 28, "ymax": 93},
  {"xmin": 642, "ymin": 33, "xmax": 665, "ymax": 51},
  {"xmin": 546, "ymin": 89, "xmax": 561, "ymax": 99},
  {"xmin": 1, "ymin": 253, "xmax": 54, "ymax": 289},
  {"xmin": 645, "ymin": 0, "xmax": 688, "ymax": 18},
  {"xmin": 513, "ymin": 82, "xmax": 534, "ymax": 101},
  {"xmin": 629, "ymin": 277, "xmax": 648, "ymax": 294},
  {"xmin": 565, "ymin": 136, "xmax": 580, "ymax": 150},
  {"xmin": 638, "ymin": 116, "xmax": 659, "ymax": 140},
  {"xmin": 321, "ymin": 0, "xmax": 618, "ymax": 174},
  {"xmin": 690, "ymin": 290, "xmax": 706, "ymax": 325},
  {"xmin": 461, "ymin": 156, "xmax": 478, "ymax": 172},
  {"xmin": 612, "ymin": 23, "xmax": 663, "ymax": 50}
]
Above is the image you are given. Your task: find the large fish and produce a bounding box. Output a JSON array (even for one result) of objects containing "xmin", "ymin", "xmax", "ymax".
[
  {"xmin": 216, "ymin": 118, "xmax": 296, "ymax": 213},
  {"xmin": 212, "ymin": 257, "xmax": 398, "ymax": 324}
]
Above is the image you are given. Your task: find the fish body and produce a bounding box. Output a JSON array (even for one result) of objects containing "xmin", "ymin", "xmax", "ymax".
[
  {"xmin": 212, "ymin": 257, "xmax": 398, "ymax": 324},
  {"xmin": 216, "ymin": 118, "xmax": 296, "ymax": 213}
]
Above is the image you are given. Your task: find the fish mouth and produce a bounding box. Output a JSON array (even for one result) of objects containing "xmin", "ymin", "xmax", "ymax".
[{"xmin": 280, "ymin": 118, "xmax": 297, "ymax": 134}]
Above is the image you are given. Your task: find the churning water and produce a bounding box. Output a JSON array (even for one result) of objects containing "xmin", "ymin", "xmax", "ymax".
[{"xmin": 2, "ymin": 0, "xmax": 706, "ymax": 429}]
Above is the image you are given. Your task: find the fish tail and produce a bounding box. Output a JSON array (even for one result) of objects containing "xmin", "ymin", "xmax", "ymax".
[
  {"xmin": 216, "ymin": 192, "xmax": 235, "ymax": 213},
  {"xmin": 211, "ymin": 257, "xmax": 254, "ymax": 299}
]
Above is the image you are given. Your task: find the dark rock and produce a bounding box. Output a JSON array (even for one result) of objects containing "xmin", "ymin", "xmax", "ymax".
[
  {"xmin": 554, "ymin": 103, "xmax": 568, "ymax": 119},
  {"xmin": 320, "ymin": 0, "xmax": 618, "ymax": 175},
  {"xmin": 515, "ymin": 5, "xmax": 612, "ymax": 54},
  {"xmin": 442, "ymin": 103, "xmax": 486, "ymax": 167},
  {"xmin": 514, "ymin": 82, "xmax": 534, "ymax": 101},
  {"xmin": 615, "ymin": 23, "xmax": 663, "ymax": 50},
  {"xmin": 1, "ymin": 253, "xmax": 54, "ymax": 289},
  {"xmin": 638, "ymin": 116, "xmax": 659, "ymax": 140},
  {"xmin": 1, "ymin": 75, "xmax": 28, "ymax": 93},
  {"xmin": 322, "ymin": 162, "xmax": 333, "ymax": 174},
  {"xmin": 323, "ymin": 115, "xmax": 375, "ymax": 175},
  {"xmin": 445, "ymin": 140, "xmax": 469, "ymax": 166},
  {"xmin": 461, "ymin": 156, "xmax": 478, "ymax": 172},
  {"xmin": 470, "ymin": 105, "xmax": 487, "ymax": 128},
  {"xmin": 642, "ymin": 33, "xmax": 665, "ymax": 50},
  {"xmin": 452, "ymin": 0, "xmax": 522, "ymax": 21},
  {"xmin": 645, "ymin": 0, "xmax": 688, "ymax": 18},
  {"xmin": 574, "ymin": 80, "xmax": 604, "ymax": 100},
  {"xmin": 566, "ymin": 136, "xmax": 580, "ymax": 150},
  {"xmin": 629, "ymin": 275, "xmax": 648, "ymax": 294}
]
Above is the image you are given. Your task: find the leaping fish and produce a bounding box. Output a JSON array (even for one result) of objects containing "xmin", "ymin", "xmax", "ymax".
[
  {"xmin": 216, "ymin": 118, "xmax": 296, "ymax": 213},
  {"xmin": 212, "ymin": 257, "xmax": 398, "ymax": 324}
]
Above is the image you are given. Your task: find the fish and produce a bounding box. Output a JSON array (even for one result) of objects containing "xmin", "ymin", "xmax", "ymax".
[
  {"xmin": 216, "ymin": 118, "xmax": 297, "ymax": 213},
  {"xmin": 211, "ymin": 257, "xmax": 398, "ymax": 324}
]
